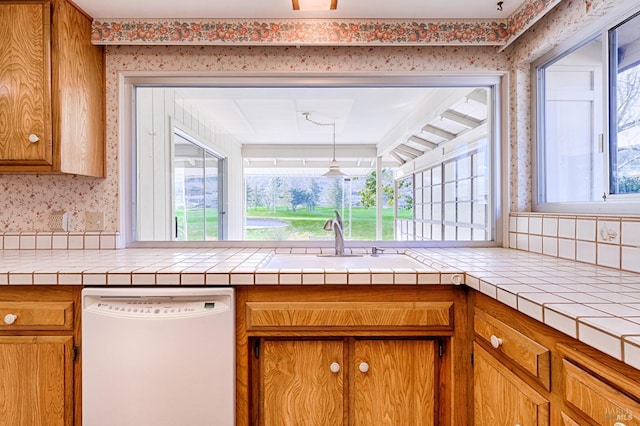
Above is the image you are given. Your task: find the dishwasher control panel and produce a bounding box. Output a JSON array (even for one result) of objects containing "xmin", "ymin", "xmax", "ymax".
[{"xmin": 84, "ymin": 298, "xmax": 229, "ymax": 318}]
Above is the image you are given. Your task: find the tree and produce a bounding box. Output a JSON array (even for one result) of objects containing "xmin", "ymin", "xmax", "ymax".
[
  {"xmin": 308, "ymin": 179, "xmax": 321, "ymax": 211},
  {"xmin": 356, "ymin": 169, "xmax": 399, "ymax": 209},
  {"xmin": 327, "ymin": 178, "xmax": 343, "ymax": 210},
  {"xmin": 289, "ymin": 188, "xmax": 309, "ymax": 213}
]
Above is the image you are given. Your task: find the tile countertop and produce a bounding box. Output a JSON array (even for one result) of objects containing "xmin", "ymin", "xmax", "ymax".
[{"xmin": 1, "ymin": 246, "xmax": 640, "ymax": 370}]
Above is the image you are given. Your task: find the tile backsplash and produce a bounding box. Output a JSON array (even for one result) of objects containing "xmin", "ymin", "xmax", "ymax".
[
  {"xmin": 0, "ymin": 232, "xmax": 118, "ymax": 250},
  {"xmin": 509, "ymin": 213, "xmax": 640, "ymax": 273}
]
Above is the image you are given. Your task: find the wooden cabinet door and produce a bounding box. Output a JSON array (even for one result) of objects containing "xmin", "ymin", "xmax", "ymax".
[
  {"xmin": 474, "ymin": 343, "xmax": 549, "ymax": 426},
  {"xmin": 351, "ymin": 339, "xmax": 437, "ymax": 426},
  {"xmin": 0, "ymin": 336, "xmax": 73, "ymax": 426},
  {"xmin": 0, "ymin": 1, "xmax": 51, "ymax": 165},
  {"xmin": 261, "ymin": 339, "xmax": 344, "ymax": 426}
]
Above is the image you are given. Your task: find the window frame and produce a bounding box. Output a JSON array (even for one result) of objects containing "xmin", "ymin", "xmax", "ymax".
[
  {"xmin": 533, "ymin": 5, "xmax": 640, "ymax": 214},
  {"xmin": 121, "ymin": 73, "xmax": 504, "ymax": 248}
]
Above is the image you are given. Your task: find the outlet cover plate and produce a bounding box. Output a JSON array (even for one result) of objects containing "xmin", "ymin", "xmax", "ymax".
[
  {"xmin": 49, "ymin": 211, "xmax": 68, "ymax": 232},
  {"xmin": 85, "ymin": 211, "xmax": 104, "ymax": 231}
]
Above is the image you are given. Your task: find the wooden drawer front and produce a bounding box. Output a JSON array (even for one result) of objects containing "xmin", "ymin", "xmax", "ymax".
[
  {"xmin": 246, "ymin": 301, "xmax": 453, "ymax": 330},
  {"xmin": 563, "ymin": 359, "xmax": 640, "ymax": 426},
  {"xmin": 0, "ymin": 302, "xmax": 73, "ymax": 330},
  {"xmin": 474, "ymin": 309, "xmax": 551, "ymax": 390}
]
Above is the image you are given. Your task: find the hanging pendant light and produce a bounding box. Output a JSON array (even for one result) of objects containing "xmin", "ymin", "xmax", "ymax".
[
  {"xmin": 303, "ymin": 112, "xmax": 347, "ymax": 177},
  {"xmin": 322, "ymin": 122, "xmax": 346, "ymax": 177}
]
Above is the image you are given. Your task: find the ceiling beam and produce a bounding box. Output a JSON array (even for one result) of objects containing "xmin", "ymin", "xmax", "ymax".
[
  {"xmin": 440, "ymin": 110, "xmax": 483, "ymax": 129},
  {"xmin": 421, "ymin": 124, "xmax": 457, "ymax": 141},
  {"xmin": 407, "ymin": 135, "xmax": 438, "ymax": 150},
  {"xmin": 466, "ymin": 89, "xmax": 487, "ymax": 105},
  {"xmin": 395, "ymin": 144, "xmax": 423, "ymax": 157},
  {"xmin": 390, "ymin": 152, "xmax": 406, "ymax": 165}
]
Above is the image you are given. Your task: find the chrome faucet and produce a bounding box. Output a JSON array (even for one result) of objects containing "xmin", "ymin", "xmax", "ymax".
[{"xmin": 323, "ymin": 210, "xmax": 345, "ymax": 256}]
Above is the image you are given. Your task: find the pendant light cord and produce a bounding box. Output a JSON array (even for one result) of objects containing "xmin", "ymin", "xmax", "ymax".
[{"xmin": 303, "ymin": 113, "xmax": 337, "ymax": 160}]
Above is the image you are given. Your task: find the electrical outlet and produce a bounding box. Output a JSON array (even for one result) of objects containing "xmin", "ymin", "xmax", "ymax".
[
  {"xmin": 85, "ymin": 211, "xmax": 104, "ymax": 232},
  {"xmin": 49, "ymin": 211, "xmax": 68, "ymax": 232}
]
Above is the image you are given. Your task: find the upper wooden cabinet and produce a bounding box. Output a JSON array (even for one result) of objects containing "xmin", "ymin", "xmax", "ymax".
[{"xmin": 0, "ymin": 0, "xmax": 104, "ymax": 177}]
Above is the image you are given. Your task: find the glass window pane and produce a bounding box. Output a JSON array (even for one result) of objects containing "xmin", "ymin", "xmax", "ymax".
[
  {"xmin": 538, "ymin": 37, "xmax": 604, "ymax": 203},
  {"xmin": 609, "ymin": 11, "xmax": 640, "ymax": 194}
]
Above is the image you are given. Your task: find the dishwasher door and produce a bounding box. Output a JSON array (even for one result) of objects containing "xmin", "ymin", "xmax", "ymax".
[{"xmin": 82, "ymin": 287, "xmax": 235, "ymax": 426}]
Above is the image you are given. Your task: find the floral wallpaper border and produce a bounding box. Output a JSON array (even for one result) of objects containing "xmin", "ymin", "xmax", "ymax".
[{"xmin": 91, "ymin": 0, "xmax": 559, "ymax": 47}]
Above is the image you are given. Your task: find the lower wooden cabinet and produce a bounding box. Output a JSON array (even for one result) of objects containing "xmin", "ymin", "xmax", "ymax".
[
  {"xmin": 0, "ymin": 287, "xmax": 79, "ymax": 426},
  {"xmin": 0, "ymin": 336, "xmax": 74, "ymax": 426},
  {"xmin": 473, "ymin": 342, "xmax": 549, "ymax": 426},
  {"xmin": 237, "ymin": 285, "xmax": 471, "ymax": 426},
  {"xmin": 259, "ymin": 338, "xmax": 437, "ymax": 426}
]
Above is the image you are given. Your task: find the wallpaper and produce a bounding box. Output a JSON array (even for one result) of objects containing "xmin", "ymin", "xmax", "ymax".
[{"xmin": 0, "ymin": 0, "xmax": 631, "ymax": 234}]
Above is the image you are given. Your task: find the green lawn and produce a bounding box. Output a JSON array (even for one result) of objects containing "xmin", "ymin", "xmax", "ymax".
[{"xmin": 245, "ymin": 206, "xmax": 412, "ymax": 240}]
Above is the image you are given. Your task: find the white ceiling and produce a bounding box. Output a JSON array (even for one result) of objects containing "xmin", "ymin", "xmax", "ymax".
[
  {"xmin": 172, "ymin": 86, "xmax": 488, "ymax": 175},
  {"xmin": 74, "ymin": 0, "xmax": 521, "ymax": 20}
]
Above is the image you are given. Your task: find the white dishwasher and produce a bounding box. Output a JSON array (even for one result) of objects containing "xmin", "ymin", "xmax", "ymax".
[{"xmin": 82, "ymin": 287, "xmax": 235, "ymax": 426}]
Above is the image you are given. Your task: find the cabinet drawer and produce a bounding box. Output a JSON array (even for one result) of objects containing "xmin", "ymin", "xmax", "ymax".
[
  {"xmin": 562, "ymin": 359, "xmax": 640, "ymax": 426},
  {"xmin": 246, "ymin": 301, "xmax": 453, "ymax": 330},
  {"xmin": 474, "ymin": 309, "xmax": 551, "ymax": 390},
  {"xmin": 0, "ymin": 302, "xmax": 73, "ymax": 330}
]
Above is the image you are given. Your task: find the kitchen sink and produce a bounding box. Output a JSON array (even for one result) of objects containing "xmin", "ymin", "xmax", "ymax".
[{"xmin": 263, "ymin": 253, "xmax": 430, "ymax": 269}]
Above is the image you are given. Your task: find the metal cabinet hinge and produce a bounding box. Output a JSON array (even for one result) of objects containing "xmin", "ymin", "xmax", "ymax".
[{"xmin": 253, "ymin": 340, "xmax": 260, "ymax": 359}]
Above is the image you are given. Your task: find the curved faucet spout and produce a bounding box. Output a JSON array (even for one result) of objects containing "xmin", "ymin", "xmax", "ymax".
[{"xmin": 323, "ymin": 212, "xmax": 345, "ymax": 255}]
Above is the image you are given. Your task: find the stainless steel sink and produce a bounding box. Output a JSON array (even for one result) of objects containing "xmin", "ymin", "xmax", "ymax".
[{"xmin": 263, "ymin": 253, "xmax": 429, "ymax": 269}]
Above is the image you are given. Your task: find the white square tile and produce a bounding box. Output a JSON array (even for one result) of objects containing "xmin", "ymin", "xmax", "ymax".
[
  {"xmin": 254, "ymin": 273, "xmax": 278, "ymax": 285},
  {"xmin": 516, "ymin": 234, "xmax": 528, "ymax": 251},
  {"xmin": 543, "ymin": 308, "xmax": 577, "ymax": 337},
  {"xmin": 622, "ymin": 246, "xmax": 640, "ymax": 273},
  {"xmin": 395, "ymin": 273, "xmax": 416, "ymax": 284},
  {"xmin": 9, "ymin": 273, "xmax": 33, "ymax": 285},
  {"xmin": 517, "ymin": 297, "xmax": 543, "ymax": 321},
  {"xmin": 4, "ymin": 235, "xmax": 19, "ymax": 250},
  {"xmin": 597, "ymin": 219, "xmax": 620, "ymax": 244},
  {"xmin": 68, "ymin": 234, "xmax": 84, "ymax": 249},
  {"xmin": 578, "ymin": 322, "xmax": 621, "ymax": 360},
  {"xmin": 542, "ymin": 237, "xmax": 558, "ymax": 257},
  {"xmin": 509, "ymin": 232, "xmax": 517, "ymax": 248},
  {"xmin": 181, "ymin": 273, "xmax": 205, "ymax": 285},
  {"xmin": 58, "ymin": 273, "xmax": 82, "ymax": 285},
  {"xmin": 348, "ymin": 273, "xmax": 371, "ymax": 285},
  {"xmin": 230, "ymin": 273, "xmax": 255, "ymax": 285},
  {"xmin": 20, "ymin": 233, "xmax": 36, "ymax": 250},
  {"xmin": 558, "ymin": 239, "xmax": 575, "ymax": 260},
  {"xmin": 418, "ymin": 273, "xmax": 441, "ymax": 284},
  {"xmin": 529, "ymin": 235, "xmax": 542, "ymax": 253},
  {"xmin": 622, "ymin": 220, "xmax": 640, "ymax": 246},
  {"xmin": 466, "ymin": 275, "xmax": 480, "ymax": 291},
  {"xmin": 496, "ymin": 288, "xmax": 517, "ymax": 309},
  {"xmin": 52, "ymin": 234, "xmax": 68, "ymax": 249},
  {"xmin": 100, "ymin": 234, "xmax": 117, "ymax": 249},
  {"xmin": 84, "ymin": 235, "xmax": 100, "ymax": 250},
  {"xmin": 558, "ymin": 218, "xmax": 576, "ymax": 239},
  {"xmin": 36, "ymin": 233, "xmax": 52, "ymax": 249},
  {"xmin": 83, "ymin": 273, "xmax": 107, "ymax": 285},
  {"xmin": 597, "ymin": 243, "xmax": 620, "ymax": 269},
  {"xmin": 529, "ymin": 217, "xmax": 542, "ymax": 235},
  {"xmin": 107, "ymin": 273, "xmax": 131, "ymax": 285},
  {"xmin": 33, "ymin": 273, "xmax": 57, "ymax": 285},
  {"xmin": 206, "ymin": 273, "xmax": 230, "ymax": 285},
  {"xmin": 542, "ymin": 217, "xmax": 558, "ymax": 237},
  {"xmin": 576, "ymin": 218, "xmax": 596, "ymax": 241},
  {"xmin": 479, "ymin": 281, "xmax": 497, "ymax": 298},
  {"xmin": 624, "ymin": 337, "xmax": 640, "ymax": 370},
  {"xmin": 132, "ymin": 273, "xmax": 157, "ymax": 285},
  {"xmin": 509, "ymin": 215, "xmax": 517, "ymax": 233},
  {"xmin": 576, "ymin": 241, "xmax": 596, "ymax": 264},
  {"xmin": 0, "ymin": 273, "xmax": 8, "ymax": 285},
  {"xmin": 303, "ymin": 273, "xmax": 325, "ymax": 285},
  {"xmin": 325, "ymin": 273, "xmax": 347, "ymax": 285},
  {"xmin": 279, "ymin": 273, "xmax": 302, "ymax": 285},
  {"xmin": 516, "ymin": 216, "xmax": 529, "ymax": 233}
]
